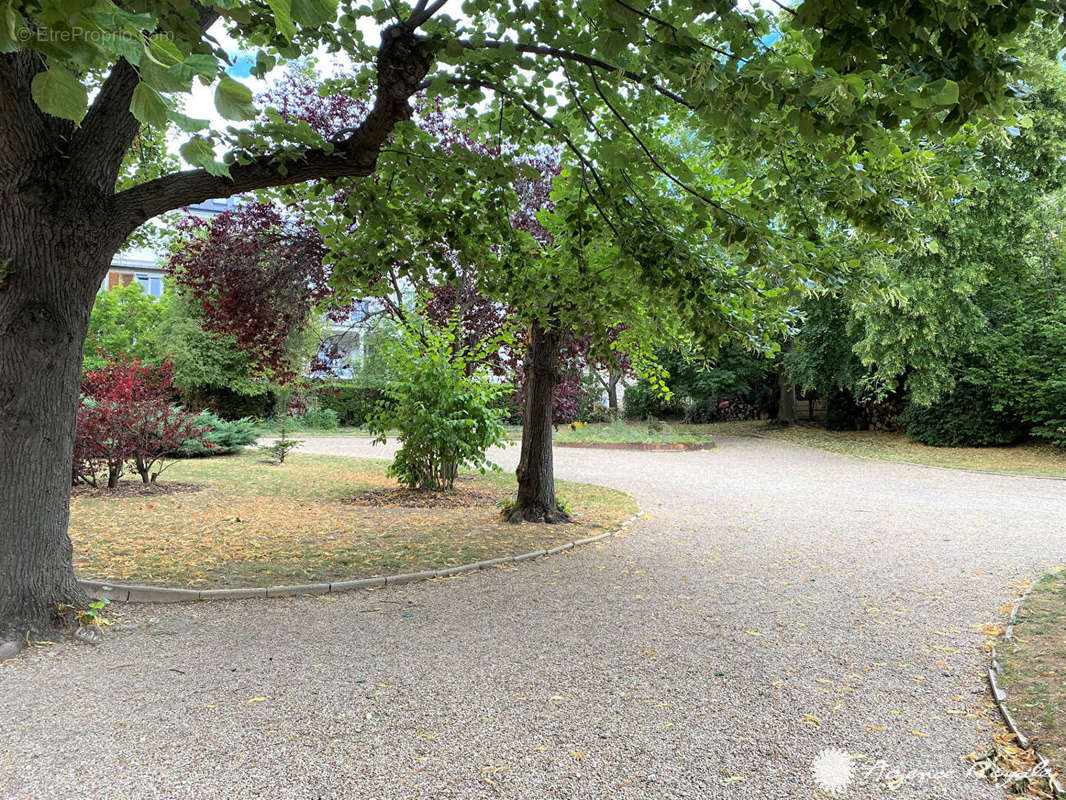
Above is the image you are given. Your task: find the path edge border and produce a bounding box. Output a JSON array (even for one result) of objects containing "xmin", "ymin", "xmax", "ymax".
[
  {"xmin": 987, "ymin": 583, "xmax": 1066, "ymax": 795},
  {"xmin": 78, "ymin": 509, "xmax": 644, "ymax": 604}
]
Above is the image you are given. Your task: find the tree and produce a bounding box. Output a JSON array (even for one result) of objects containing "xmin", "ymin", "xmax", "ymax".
[
  {"xmin": 0, "ymin": 0, "xmax": 1051, "ymax": 640},
  {"xmin": 784, "ymin": 32, "xmax": 1066, "ymax": 440},
  {"xmin": 83, "ymin": 283, "xmax": 168, "ymax": 371},
  {"xmin": 366, "ymin": 317, "xmax": 509, "ymax": 490},
  {"xmin": 74, "ymin": 355, "xmax": 205, "ymax": 487}
]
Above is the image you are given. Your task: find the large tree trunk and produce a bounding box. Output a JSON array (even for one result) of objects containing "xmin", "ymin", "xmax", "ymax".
[
  {"xmin": 509, "ymin": 320, "xmax": 569, "ymax": 523},
  {"xmin": 606, "ymin": 370, "xmax": 620, "ymax": 417},
  {"xmin": 0, "ymin": 208, "xmax": 104, "ymax": 643}
]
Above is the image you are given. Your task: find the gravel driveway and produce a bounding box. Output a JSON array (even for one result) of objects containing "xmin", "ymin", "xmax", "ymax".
[{"xmin": 2, "ymin": 435, "xmax": 1064, "ymax": 799}]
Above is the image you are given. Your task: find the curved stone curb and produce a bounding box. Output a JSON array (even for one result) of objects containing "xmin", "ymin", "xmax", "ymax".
[
  {"xmin": 78, "ymin": 509, "xmax": 644, "ymax": 604},
  {"xmin": 554, "ymin": 440, "xmax": 714, "ymax": 451},
  {"xmin": 987, "ymin": 585, "xmax": 1065, "ymax": 795}
]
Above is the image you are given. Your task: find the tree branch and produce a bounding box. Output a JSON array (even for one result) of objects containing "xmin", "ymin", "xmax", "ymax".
[
  {"xmin": 453, "ymin": 38, "xmax": 694, "ymax": 109},
  {"xmin": 586, "ymin": 66, "xmax": 745, "ymax": 226},
  {"xmin": 0, "ymin": 52, "xmax": 51, "ymax": 173},
  {"xmin": 69, "ymin": 60, "xmax": 142, "ymax": 191},
  {"xmin": 408, "ymin": 0, "xmax": 449, "ymax": 27},
  {"xmin": 109, "ymin": 23, "xmax": 433, "ymax": 240}
]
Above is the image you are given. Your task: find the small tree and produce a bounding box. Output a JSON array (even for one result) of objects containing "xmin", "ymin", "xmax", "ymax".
[
  {"xmin": 367, "ymin": 320, "xmax": 508, "ymax": 491},
  {"xmin": 75, "ymin": 356, "xmax": 206, "ymax": 486}
]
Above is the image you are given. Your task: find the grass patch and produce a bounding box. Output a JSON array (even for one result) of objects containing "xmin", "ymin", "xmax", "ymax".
[
  {"xmin": 997, "ymin": 571, "xmax": 1066, "ymax": 774},
  {"xmin": 258, "ymin": 424, "xmax": 375, "ymax": 438},
  {"xmin": 554, "ymin": 419, "xmax": 712, "ymax": 445},
  {"xmin": 69, "ymin": 452, "xmax": 636, "ymax": 589},
  {"xmin": 709, "ymin": 420, "xmax": 1066, "ymax": 478}
]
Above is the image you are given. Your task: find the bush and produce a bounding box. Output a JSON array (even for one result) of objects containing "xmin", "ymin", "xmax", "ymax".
[
  {"xmin": 901, "ymin": 384, "xmax": 1026, "ymax": 447},
  {"xmin": 181, "ymin": 386, "xmax": 277, "ymax": 420},
  {"xmin": 74, "ymin": 355, "xmax": 208, "ymax": 486},
  {"xmin": 290, "ymin": 407, "xmax": 340, "ymax": 430},
  {"xmin": 490, "ymin": 390, "xmax": 524, "ymax": 425},
  {"xmin": 173, "ymin": 412, "xmax": 261, "ymax": 457},
  {"xmin": 824, "ymin": 389, "xmax": 863, "ymax": 431},
  {"xmin": 367, "ymin": 323, "xmax": 507, "ymax": 490},
  {"xmin": 623, "ymin": 381, "xmax": 684, "ymax": 420},
  {"xmin": 313, "ymin": 382, "xmax": 383, "ymax": 427}
]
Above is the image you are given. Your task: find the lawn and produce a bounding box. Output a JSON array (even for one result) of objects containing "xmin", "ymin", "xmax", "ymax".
[
  {"xmin": 732, "ymin": 422, "xmax": 1066, "ymax": 478},
  {"xmin": 69, "ymin": 452, "xmax": 636, "ymax": 589},
  {"xmin": 548, "ymin": 418, "xmax": 1066, "ymax": 476},
  {"xmin": 997, "ymin": 571, "xmax": 1066, "ymax": 775},
  {"xmin": 553, "ymin": 419, "xmax": 713, "ymax": 445}
]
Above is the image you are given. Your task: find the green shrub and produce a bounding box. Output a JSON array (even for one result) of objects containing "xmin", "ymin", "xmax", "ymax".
[
  {"xmin": 824, "ymin": 389, "xmax": 863, "ymax": 431},
  {"xmin": 174, "ymin": 412, "xmax": 261, "ymax": 457},
  {"xmin": 623, "ymin": 381, "xmax": 684, "ymax": 420},
  {"xmin": 291, "ymin": 407, "xmax": 340, "ymax": 430},
  {"xmin": 901, "ymin": 384, "xmax": 1026, "ymax": 447},
  {"xmin": 313, "ymin": 382, "xmax": 383, "ymax": 427},
  {"xmin": 489, "ymin": 390, "xmax": 523, "ymax": 425},
  {"xmin": 367, "ymin": 322, "xmax": 507, "ymax": 490}
]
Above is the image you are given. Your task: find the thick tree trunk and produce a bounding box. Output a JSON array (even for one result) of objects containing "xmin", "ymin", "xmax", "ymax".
[
  {"xmin": 606, "ymin": 371, "xmax": 620, "ymax": 416},
  {"xmin": 776, "ymin": 344, "xmax": 798, "ymax": 426},
  {"xmin": 0, "ymin": 205, "xmax": 102, "ymax": 642},
  {"xmin": 510, "ymin": 320, "xmax": 569, "ymax": 523}
]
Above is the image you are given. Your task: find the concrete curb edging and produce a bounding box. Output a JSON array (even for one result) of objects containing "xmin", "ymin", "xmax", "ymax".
[
  {"xmin": 987, "ymin": 584, "xmax": 1065, "ymax": 795},
  {"xmin": 78, "ymin": 509, "xmax": 643, "ymax": 605}
]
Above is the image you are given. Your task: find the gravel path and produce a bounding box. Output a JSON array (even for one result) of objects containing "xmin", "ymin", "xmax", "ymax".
[{"xmin": 2, "ymin": 435, "xmax": 1064, "ymax": 799}]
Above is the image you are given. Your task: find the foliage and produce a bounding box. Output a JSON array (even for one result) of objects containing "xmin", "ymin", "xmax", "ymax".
[
  {"xmin": 259, "ymin": 428, "xmax": 303, "ymax": 464},
  {"xmin": 167, "ymin": 202, "xmax": 332, "ymax": 383},
  {"xmin": 623, "ymin": 343, "xmax": 772, "ymax": 421},
  {"xmin": 84, "ymin": 283, "xmax": 167, "ymax": 370},
  {"xmin": 784, "ymin": 39, "xmax": 1066, "ymax": 446},
  {"xmin": 623, "ymin": 382, "xmax": 685, "ymax": 421},
  {"xmin": 313, "ymin": 381, "xmax": 383, "ymax": 428},
  {"xmin": 172, "ymin": 413, "xmax": 260, "ymax": 458},
  {"xmin": 289, "ymin": 407, "xmax": 341, "ymax": 430},
  {"xmin": 899, "ymin": 384, "xmax": 1027, "ymax": 447},
  {"xmin": 74, "ymin": 355, "xmax": 207, "ymax": 486},
  {"xmin": 366, "ymin": 322, "xmax": 508, "ymax": 491}
]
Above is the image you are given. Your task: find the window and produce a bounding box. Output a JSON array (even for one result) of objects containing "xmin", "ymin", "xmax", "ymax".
[{"xmin": 135, "ymin": 273, "xmax": 164, "ymax": 297}]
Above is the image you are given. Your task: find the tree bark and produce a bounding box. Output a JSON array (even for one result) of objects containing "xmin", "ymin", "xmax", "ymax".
[
  {"xmin": 0, "ymin": 207, "xmax": 103, "ymax": 641},
  {"xmin": 510, "ymin": 320, "xmax": 569, "ymax": 523},
  {"xmin": 606, "ymin": 370, "xmax": 620, "ymax": 416}
]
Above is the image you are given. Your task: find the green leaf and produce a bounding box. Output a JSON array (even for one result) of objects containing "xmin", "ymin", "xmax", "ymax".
[
  {"xmin": 215, "ymin": 73, "xmax": 257, "ymax": 120},
  {"xmin": 171, "ymin": 111, "xmax": 211, "ymax": 132},
  {"xmin": 925, "ymin": 78, "xmax": 959, "ymax": 106},
  {"xmin": 30, "ymin": 66, "xmax": 88, "ymax": 123},
  {"xmin": 147, "ymin": 34, "xmax": 183, "ymax": 67},
  {"xmin": 267, "ymin": 0, "xmax": 296, "ymax": 40},
  {"xmin": 130, "ymin": 82, "xmax": 169, "ymax": 128},
  {"xmin": 180, "ymin": 136, "xmax": 229, "ymax": 177},
  {"xmin": 291, "ymin": 0, "xmax": 336, "ymax": 28}
]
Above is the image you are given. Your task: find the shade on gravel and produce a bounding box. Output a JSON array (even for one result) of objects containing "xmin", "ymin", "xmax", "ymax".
[{"xmin": 2, "ymin": 435, "xmax": 1064, "ymax": 799}]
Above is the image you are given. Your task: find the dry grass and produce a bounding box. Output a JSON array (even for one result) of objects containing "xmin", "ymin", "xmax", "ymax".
[
  {"xmin": 998, "ymin": 571, "xmax": 1066, "ymax": 776},
  {"xmin": 709, "ymin": 420, "xmax": 1066, "ymax": 478},
  {"xmin": 69, "ymin": 452, "xmax": 636, "ymax": 589}
]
